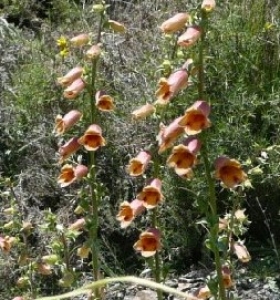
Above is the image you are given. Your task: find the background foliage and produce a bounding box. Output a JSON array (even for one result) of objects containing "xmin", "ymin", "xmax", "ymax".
[{"xmin": 1, "ymin": 0, "xmax": 280, "ymax": 298}]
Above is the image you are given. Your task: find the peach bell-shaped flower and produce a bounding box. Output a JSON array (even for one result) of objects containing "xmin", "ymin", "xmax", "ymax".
[
  {"xmin": 55, "ymin": 110, "xmax": 82, "ymax": 136},
  {"xmin": 155, "ymin": 69, "xmax": 188, "ymax": 105},
  {"xmin": 137, "ymin": 178, "xmax": 164, "ymax": 209},
  {"xmin": 57, "ymin": 66, "xmax": 83, "ymax": 87},
  {"xmin": 95, "ymin": 91, "xmax": 115, "ymax": 112},
  {"xmin": 126, "ymin": 150, "xmax": 151, "ymax": 176},
  {"xmin": 63, "ymin": 78, "xmax": 85, "ymax": 99},
  {"xmin": 70, "ymin": 33, "xmax": 89, "ymax": 47},
  {"xmin": 179, "ymin": 100, "xmax": 211, "ymax": 135},
  {"xmin": 0, "ymin": 236, "xmax": 15, "ymax": 253},
  {"xmin": 133, "ymin": 228, "xmax": 161, "ymax": 257},
  {"xmin": 214, "ymin": 156, "xmax": 247, "ymax": 188},
  {"xmin": 231, "ymin": 240, "xmax": 251, "ymax": 263},
  {"xmin": 159, "ymin": 12, "xmax": 189, "ymax": 34},
  {"xmin": 85, "ymin": 44, "xmax": 102, "ymax": 60},
  {"xmin": 131, "ymin": 103, "xmax": 155, "ymax": 120},
  {"xmin": 37, "ymin": 263, "xmax": 52, "ymax": 276},
  {"xmin": 78, "ymin": 124, "xmax": 106, "ymax": 151},
  {"xmin": 68, "ymin": 218, "xmax": 86, "ymax": 231},
  {"xmin": 57, "ymin": 164, "xmax": 88, "ymax": 187},
  {"xmin": 221, "ymin": 265, "xmax": 234, "ymax": 288},
  {"xmin": 178, "ymin": 25, "xmax": 202, "ymax": 48},
  {"xmin": 58, "ymin": 137, "xmax": 81, "ymax": 163},
  {"xmin": 193, "ymin": 285, "xmax": 211, "ymax": 299},
  {"xmin": 108, "ymin": 20, "xmax": 126, "ymax": 33},
  {"xmin": 201, "ymin": 0, "xmax": 216, "ymax": 12},
  {"xmin": 167, "ymin": 137, "xmax": 201, "ymax": 177},
  {"xmin": 157, "ymin": 116, "xmax": 185, "ymax": 154},
  {"xmin": 116, "ymin": 199, "xmax": 145, "ymax": 228}
]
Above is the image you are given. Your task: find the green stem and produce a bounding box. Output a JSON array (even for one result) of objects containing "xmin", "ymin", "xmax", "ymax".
[{"xmin": 198, "ymin": 11, "xmax": 226, "ymax": 300}]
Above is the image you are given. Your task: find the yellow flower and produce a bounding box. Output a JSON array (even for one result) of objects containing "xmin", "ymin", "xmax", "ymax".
[
  {"xmin": 59, "ymin": 48, "xmax": 69, "ymax": 57},
  {"xmin": 57, "ymin": 36, "xmax": 68, "ymax": 49},
  {"xmin": 78, "ymin": 124, "xmax": 106, "ymax": 151},
  {"xmin": 155, "ymin": 69, "xmax": 188, "ymax": 105},
  {"xmin": 133, "ymin": 228, "xmax": 161, "ymax": 257},
  {"xmin": 159, "ymin": 12, "xmax": 189, "ymax": 34},
  {"xmin": 77, "ymin": 245, "xmax": 91, "ymax": 259},
  {"xmin": 54, "ymin": 109, "xmax": 82, "ymax": 136},
  {"xmin": 215, "ymin": 156, "xmax": 247, "ymax": 188},
  {"xmin": 126, "ymin": 151, "xmax": 151, "ymax": 176},
  {"xmin": 137, "ymin": 178, "xmax": 164, "ymax": 209},
  {"xmin": 179, "ymin": 100, "xmax": 211, "ymax": 135}
]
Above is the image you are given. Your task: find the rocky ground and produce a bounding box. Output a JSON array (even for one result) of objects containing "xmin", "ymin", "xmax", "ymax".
[{"xmin": 103, "ymin": 268, "xmax": 280, "ymax": 300}]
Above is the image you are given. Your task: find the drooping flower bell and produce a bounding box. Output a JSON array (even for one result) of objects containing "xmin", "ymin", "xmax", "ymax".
[
  {"xmin": 221, "ymin": 265, "xmax": 234, "ymax": 288},
  {"xmin": 78, "ymin": 124, "xmax": 106, "ymax": 151},
  {"xmin": 159, "ymin": 12, "xmax": 189, "ymax": 34},
  {"xmin": 133, "ymin": 228, "xmax": 161, "ymax": 257},
  {"xmin": 155, "ymin": 69, "xmax": 188, "ymax": 105},
  {"xmin": 137, "ymin": 178, "xmax": 164, "ymax": 209},
  {"xmin": 108, "ymin": 20, "xmax": 126, "ymax": 33},
  {"xmin": 126, "ymin": 150, "xmax": 151, "ymax": 176},
  {"xmin": 131, "ymin": 103, "xmax": 155, "ymax": 120},
  {"xmin": 193, "ymin": 285, "xmax": 211, "ymax": 300},
  {"xmin": 57, "ymin": 164, "xmax": 88, "ymax": 187},
  {"xmin": 214, "ymin": 156, "xmax": 247, "ymax": 188},
  {"xmin": 178, "ymin": 26, "xmax": 202, "ymax": 48},
  {"xmin": 167, "ymin": 136, "xmax": 201, "ymax": 177},
  {"xmin": 0, "ymin": 236, "xmax": 15, "ymax": 253},
  {"xmin": 157, "ymin": 116, "xmax": 185, "ymax": 154},
  {"xmin": 57, "ymin": 66, "xmax": 83, "ymax": 87},
  {"xmin": 70, "ymin": 33, "xmax": 89, "ymax": 47},
  {"xmin": 58, "ymin": 137, "xmax": 81, "ymax": 164},
  {"xmin": 179, "ymin": 100, "xmax": 211, "ymax": 135},
  {"xmin": 95, "ymin": 91, "xmax": 115, "ymax": 112},
  {"xmin": 63, "ymin": 78, "xmax": 85, "ymax": 99},
  {"xmin": 116, "ymin": 199, "xmax": 145, "ymax": 228},
  {"xmin": 201, "ymin": 0, "xmax": 216, "ymax": 12},
  {"xmin": 231, "ymin": 240, "xmax": 251, "ymax": 263},
  {"xmin": 85, "ymin": 44, "xmax": 102, "ymax": 60},
  {"xmin": 68, "ymin": 218, "xmax": 86, "ymax": 231},
  {"xmin": 54, "ymin": 110, "xmax": 82, "ymax": 136}
]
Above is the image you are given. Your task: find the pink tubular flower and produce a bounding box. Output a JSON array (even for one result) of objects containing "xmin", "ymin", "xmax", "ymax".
[
  {"xmin": 68, "ymin": 218, "xmax": 86, "ymax": 231},
  {"xmin": 155, "ymin": 69, "xmax": 188, "ymax": 105},
  {"xmin": 57, "ymin": 66, "xmax": 83, "ymax": 87},
  {"xmin": 214, "ymin": 156, "xmax": 247, "ymax": 188},
  {"xmin": 137, "ymin": 178, "xmax": 164, "ymax": 209},
  {"xmin": 57, "ymin": 164, "xmax": 88, "ymax": 187},
  {"xmin": 12, "ymin": 297, "xmax": 24, "ymax": 300},
  {"xmin": 179, "ymin": 100, "xmax": 211, "ymax": 135},
  {"xmin": 70, "ymin": 33, "xmax": 89, "ymax": 47},
  {"xmin": 167, "ymin": 137, "xmax": 201, "ymax": 177},
  {"xmin": 58, "ymin": 137, "xmax": 81, "ymax": 163},
  {"xmin": 133, "ymin": 228, "xmax": 161, "ymax": 257},
  {"xmin": 78, "ymin": 124, "xmax": 106, "ymax": 151},
  {"xmin": 159, "ymin": 12, "xmax": 189, "ymax": 34},
  {"xmin": 85, "ymin": 44, "xmax": 102, "ymax": 60},
  {"xmin": 201, "ymin": 0, "xmax": 216, "ymax": 12},
  {"xmin": 95, "ymin": 91, "xmax": 115, "ymax": 112},
  {"xmin": 157, "ymin": 117, "xmax": 185, "ymax": 154},
  {"xmin": 178, "ymin": 25, "xmax": 202, "ymax": 48},
  {"xmin": 63, "ymin": 78, "xmax": 85, "ymax": 99},
  {"xmin": 0, "ymin": 236, "xmax": 15, "ymax": 253},
  {"xmin": 126, "ymin": 150, "xmax": 151, "ymax": 176},
  {"xmin": 231, "ymin": 240, "xmax": 251, "ymax": 263},
  {"xmin": 131, "ymin": 103, "xmax": 155, "ymax": 120},
  {"xmin": 116, "ymin": 199, "xmax": 145, "ymax": 228},
  {"xmin": 55, "ymin": 110, "xmax": 82, "ymax": 136}
]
